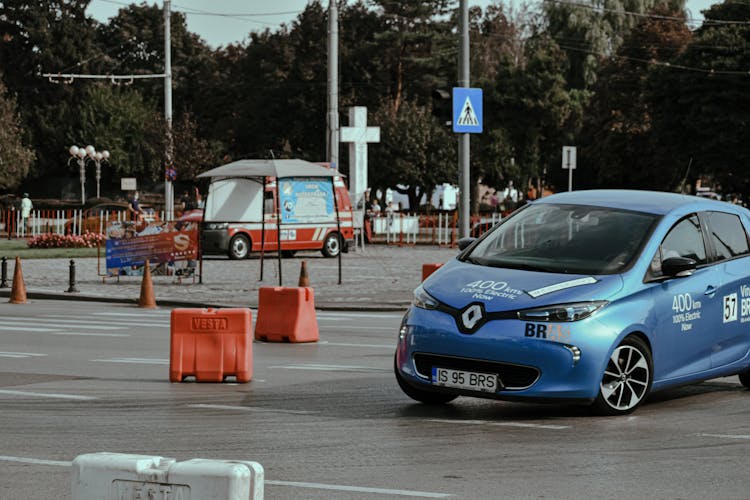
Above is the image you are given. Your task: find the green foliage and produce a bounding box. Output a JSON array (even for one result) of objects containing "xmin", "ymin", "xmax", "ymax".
[
  {"xmin": 649, "ymin": 0, "xmax": 750, "ymax": 194},
  {"xmin": 580, "ymin": 4, "xmax": 693, "ymax": 189},
  {"xmin": 0, "ymin": 77, "xmax": 35, "ymax": 190},
  {"xmin": 370, "ymin": 98, "xmax": 455, "ymax": 209}
]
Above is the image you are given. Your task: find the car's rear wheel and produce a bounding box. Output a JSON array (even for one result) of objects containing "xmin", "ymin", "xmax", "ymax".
[
  {"xmin": 321, "ymin": 232, "xmax": 341, "ymax": 258},
  {"xmin": 593, "ymin": 336, "xmax": 653, "ymax": 416},
  {"xmin": 228, "ymin": 234, "xmax": 250, "ymax": 260},
  {"xmin": 395, "ymin": 357, "xmax": 458, "ymax": 405},
  {"xmin": 739, "ymin": 369, "xmax": 750, "ymax": 388}
]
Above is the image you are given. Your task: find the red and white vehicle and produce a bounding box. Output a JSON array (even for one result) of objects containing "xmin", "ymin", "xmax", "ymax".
[{"xmin": 199, "ymin": 171, "xmax": 354, "ymax": 260}]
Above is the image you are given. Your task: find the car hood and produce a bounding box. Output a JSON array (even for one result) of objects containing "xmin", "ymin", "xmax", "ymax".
[{"xmin": 423, "ymin": 259, "xmax": 624, "ymax": 312}]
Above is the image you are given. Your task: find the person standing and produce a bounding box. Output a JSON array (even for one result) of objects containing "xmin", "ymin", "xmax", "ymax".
[{"xmin": 20, "ymin": 192, "xmax": 32, "ymax": 235}]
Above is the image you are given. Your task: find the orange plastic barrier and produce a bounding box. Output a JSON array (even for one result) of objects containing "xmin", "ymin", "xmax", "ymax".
[
  {"xmin": 422, "ymin": 263, "xmax": 443, "ymax": 281},
  {"xmin": 254, "ymin": 287, "xmax": 319, "ymax": 343},
  {"xmin": 170, "ymin": 308, "xmax": 253, "ymax": 383}
]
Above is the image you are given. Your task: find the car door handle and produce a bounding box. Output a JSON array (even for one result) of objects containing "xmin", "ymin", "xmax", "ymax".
[{"xmin": 704, "ymin": 285, "xmax": 717, "ymax": 296}]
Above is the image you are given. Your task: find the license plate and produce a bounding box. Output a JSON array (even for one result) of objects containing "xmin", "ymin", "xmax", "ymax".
[{"xmin": 431, "ymin": 367, "xmax": 498, "ymax": 393}]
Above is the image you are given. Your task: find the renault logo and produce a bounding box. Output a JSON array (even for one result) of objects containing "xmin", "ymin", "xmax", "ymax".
[{"xmin": 460, "ymin": 303, "xmax": 485, "ymax": 333}]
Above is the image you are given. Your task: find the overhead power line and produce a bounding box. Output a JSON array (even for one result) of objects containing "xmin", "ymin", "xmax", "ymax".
[{"xmin": 545, "ymin": 0, "xmax": 750, "ymax": 26}]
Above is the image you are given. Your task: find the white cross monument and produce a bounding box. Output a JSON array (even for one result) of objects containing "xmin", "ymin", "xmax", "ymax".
[{"xmin": 340, "ymin": 106, "xmax": 380, "ymax": 210}]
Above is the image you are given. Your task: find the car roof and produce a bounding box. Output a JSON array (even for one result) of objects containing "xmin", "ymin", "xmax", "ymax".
[{"xmin": 534, "ymin": 189, "xmax": 739, "ymax": 216}]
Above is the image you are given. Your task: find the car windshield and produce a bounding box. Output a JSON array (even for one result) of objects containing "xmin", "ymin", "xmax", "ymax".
[{"xmin": 463, "ymin": 203, "xmax": 659, "ymax": 275}]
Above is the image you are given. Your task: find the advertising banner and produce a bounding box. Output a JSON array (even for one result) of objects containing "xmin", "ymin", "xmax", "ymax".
[
  {"xmin": 278, "ymin": 178, "xmax": 335, "ymax": 224},
  {"xmin": 105, "ymin": 220, "xmax": 199, "ymax": 276}
]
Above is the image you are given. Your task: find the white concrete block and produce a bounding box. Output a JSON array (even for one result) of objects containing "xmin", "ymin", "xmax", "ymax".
[{"xmin": 71, "ymin": 452, "xmax": 263, "ymax": 500}]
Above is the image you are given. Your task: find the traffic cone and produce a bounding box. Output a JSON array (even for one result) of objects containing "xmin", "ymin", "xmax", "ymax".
[
  {"xmin": 138, "ymin": 259, "xmax": 156, "ymax": 308},
  {"xmin": 298, "ymin": 260, "xmax": 310, "ymax": 287},
  {"xmin": 9, "ymin": 257, "xmax": 27, "ymax": 304}
]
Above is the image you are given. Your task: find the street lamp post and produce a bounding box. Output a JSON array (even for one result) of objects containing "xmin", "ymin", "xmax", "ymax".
[
  {"xmin": 68, "ymin": 145, "xmax": 110, "ymax": 204},
  {"xmin": 92, "ymin": 150, "xmax": 110, "ymax": 199}
]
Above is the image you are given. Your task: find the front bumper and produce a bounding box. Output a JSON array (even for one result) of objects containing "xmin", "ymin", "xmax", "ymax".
[
  {"xmin": 396, "ymin": 307, "xmax": 616, "ymax": 401},
  {"xmin": 200, "ymin": 229, "xmax": 230, "ymax": 254}
]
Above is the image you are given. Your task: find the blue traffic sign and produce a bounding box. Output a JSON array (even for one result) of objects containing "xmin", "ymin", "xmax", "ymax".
[{"xmin": 452, "ymin": 87, "xmax": 483, "ymax": 133}]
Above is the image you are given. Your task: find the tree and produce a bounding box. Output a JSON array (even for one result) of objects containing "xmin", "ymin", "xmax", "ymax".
[
  {"xmin": 0, "ymin": 0, "xmax": 98, "ymax": 182},
  {"xmin": 579, "ymin": 4, "xmax": 692, "ymax": 189},
  {"xmin": 0, "ymin": 77, "xmax": 35, "ymax": 190},
  {"xmin": 72, "ymin": 84, "xmax": 162, "ymax": 191},
  {"xmin": 649, "ymin": 0, "xmax": 750, "ymax": 194},
  {"xmin": 542, "ymin": 0, "xmax": 685, "ymax": 88},
  {"xmin": 367, "ymin": 0, "xmax": 456, "ymax": 114},
  {"xmin": 488, "ymin": 34, "xmax": 577, "ymax": 193},
  {"xmin": 369, "ymin": 98, "xmax": 455, "ymax": 210}
]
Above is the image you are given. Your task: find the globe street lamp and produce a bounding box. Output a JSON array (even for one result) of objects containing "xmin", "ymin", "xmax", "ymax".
[
  {"xmin": 91, "ymin": 149, "xmax": 110, "ymax": 199},
  {"xmin": 68, "ymin": 145, "xmax": 87, "ymax": 205},
  {"xmin": 68, "ymin": 145, "xmax": 110, "ymax": 204}
]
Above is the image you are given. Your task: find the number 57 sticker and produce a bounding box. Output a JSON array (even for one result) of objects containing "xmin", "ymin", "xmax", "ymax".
[{"xmin": 723, "ymin": 293, "xmax": 738, "ymax": 323}]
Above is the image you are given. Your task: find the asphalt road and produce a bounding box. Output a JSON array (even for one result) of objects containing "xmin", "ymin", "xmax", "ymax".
[{"xmin": 1, "ymin": 299, "xmax": 749, "ymax": 499}]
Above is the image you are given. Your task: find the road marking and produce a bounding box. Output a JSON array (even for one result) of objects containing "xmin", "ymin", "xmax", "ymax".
[
  {"xmin": 0, "ymin": 325, "xmax": 58, "ymax": 332},
  {"xmin": 0, "ymin": 351, "xmax": 47, "ymax": 358},
  {"xmin": 188, "ymin": 404, "xmax": 318, "ymax": 415},
  {"xmin": 91, "ymin": 311, "xmax": 168, "ymax": 318},
  {"xmin": 697, "ymin": 433, "xmax": 750, "ymax": 440},
  {"xmin": 0, "ymin": 456, "xmax": 72, "ymax": 467},
  {"xmin": 317, "ymin": 312, "xmax": 404, "ymax": 319},
  {"xmin": 319, "ymin": 341, "xmax": 393, "ymax": 349},
  {"xmin": 0, "ymin": 390, "xmax": 95, "ymax": 401},
  {"xmin": 1, "ymin": 317, "xmax": 127, "ymax": 330},
  {"xmin": 427, "ymin": 418, "xmax": 570, "ymax": 430},
  {"xmin": 269, "ymin": 363, "xmax": 390, "ymax": 373},
  {"xmin": 91, "ymin": 357, "xmax": 169, "ymax": 365},
  {"xmin": 54, "ymin": 332, "xmax": 130, "ymax": 337},
  {"xmin": 324, "ymin": 325, "xmax": 397, "ymax": 331},
  {"xmin": 265, "ymin": 480, "xmax": 452, "ymax": 498},
  {"xmin": 0, "ymin": 456, "xmax": 452, "ymax": 498}
]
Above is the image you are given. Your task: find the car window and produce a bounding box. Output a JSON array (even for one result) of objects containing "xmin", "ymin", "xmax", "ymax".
[
  {"xmin": 464, "ymin": 203, "xmax": 658, "ymax": 275},
  {"xmin": 650, "ymin": 214, "xmax": 707, "ymax": 278},
  {"xmin": 705, "ymin": 211, "xmax": 750, "ymax": 261}
]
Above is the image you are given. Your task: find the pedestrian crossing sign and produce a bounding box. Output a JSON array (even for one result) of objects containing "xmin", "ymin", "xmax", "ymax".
[{"xmin": 452, "ymin": 87, "xmax": 483, "ymax": 133}]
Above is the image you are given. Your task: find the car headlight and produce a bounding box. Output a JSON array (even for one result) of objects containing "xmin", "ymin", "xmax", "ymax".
[
  {"xmin": 413, "ymin": 284, "xmax": 439, "ymax": 310},
  {"xmin": 517, "ymin": 301, "xmax": 607, "ymax": 322},
  {"xmin": 204, "ymin": 222, "xmax": 229, "ymax": 230}
]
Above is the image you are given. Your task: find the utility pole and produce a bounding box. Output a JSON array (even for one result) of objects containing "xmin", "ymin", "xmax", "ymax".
[
  {"xmin": 164, "ymin": 0, "xmax": 174, "ymax": 221},
  {"xmin": 327, "ymin": 0, "xmax": 339, "ymax": 169},
  {"xmin": 458, "ymin": 0, "xmax": 470, "ymax": 239}
]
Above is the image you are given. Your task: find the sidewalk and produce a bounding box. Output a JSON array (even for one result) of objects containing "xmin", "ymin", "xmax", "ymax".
[{"xmin": 0, "ymin": 245, "xmax": 460, "ymax": 311}]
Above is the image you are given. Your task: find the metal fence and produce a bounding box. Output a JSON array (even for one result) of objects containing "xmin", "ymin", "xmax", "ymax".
[
  {"xmin": 0, "ymin": 208, "xmax": 137, "ymax": 238},
  {"xmin": 368, "ymin": 212, "xmax": 502, "ymax": 247},
  {"xmin": 2, "ymin": 208, "xmax": 502, "ymax": 246}
]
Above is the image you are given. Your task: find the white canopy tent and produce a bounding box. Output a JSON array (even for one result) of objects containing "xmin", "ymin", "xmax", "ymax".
[{"xmin": 197, "ymin": 159, "xmax": 344, "ymax": 285}]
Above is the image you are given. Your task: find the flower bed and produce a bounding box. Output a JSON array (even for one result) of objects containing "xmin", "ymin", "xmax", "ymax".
[{"xmin": 27, "ymin": 232, "xmax": 105, "ymax": 248}]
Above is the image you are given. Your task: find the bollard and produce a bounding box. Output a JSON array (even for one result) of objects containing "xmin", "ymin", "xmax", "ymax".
[
  {"xmin": 66, "ymin": 259, "xmax": 79, "ymax": 293},
  {"xmin": 0, "ymin": 257, "xmax": 8, "ymax": 288}
]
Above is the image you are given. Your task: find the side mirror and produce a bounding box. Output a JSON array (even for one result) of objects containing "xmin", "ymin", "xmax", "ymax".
[
  {"xmin": 662, "ymin": 256, "xmax": 697, "ymax": 278},
  {"xmin": 457, "ymin": 237, "xmax": 477, "ymax": 251}
]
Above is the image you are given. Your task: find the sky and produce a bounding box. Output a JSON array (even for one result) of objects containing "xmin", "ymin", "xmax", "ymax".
[{"xmin": 86, "ymin": 0, "xmax": 717, "ymax": 50}]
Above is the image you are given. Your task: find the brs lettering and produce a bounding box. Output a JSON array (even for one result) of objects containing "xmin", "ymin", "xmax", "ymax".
[{"xmin": 525, "ymin": 323, "xmax": 547, "ymax": 338}]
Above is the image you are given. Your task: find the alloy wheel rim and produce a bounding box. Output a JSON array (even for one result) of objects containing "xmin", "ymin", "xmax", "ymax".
[{"xmin": 600, "ymin": 345, "xmax": 650, "ymax": 411}]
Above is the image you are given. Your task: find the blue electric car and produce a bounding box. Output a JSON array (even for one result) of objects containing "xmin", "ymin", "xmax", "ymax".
[{"xmin": 395, "ymin": 190, "xmax": 750, "ymax": 415}]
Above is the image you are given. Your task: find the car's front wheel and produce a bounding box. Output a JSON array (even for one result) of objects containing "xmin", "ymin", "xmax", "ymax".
[
  {"xmin": 739, "ymin": 369, "xmax": 750, "ymax": 388},
  {"xmin": 592, "ymin": 336, "xmax": 653, "ymax": 416},
  {"xmin": 395, "ymin": 358, "xmax": 458, "ymax": 405},
  {"xmin": 228, "ymin": 234, "xmax": 250, "ymax": 260}
]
